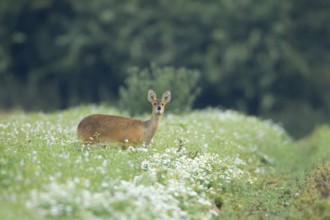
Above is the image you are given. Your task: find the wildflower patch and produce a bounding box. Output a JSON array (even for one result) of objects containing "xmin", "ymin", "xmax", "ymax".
[{"xmin": 2, "ymin": 106, "xmax": 316, "ymax": 219}]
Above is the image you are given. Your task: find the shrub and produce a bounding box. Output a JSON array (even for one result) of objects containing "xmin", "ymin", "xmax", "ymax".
[{"xmin": 119, "ymin": 64, "xmax": 200, "ymax": 115}]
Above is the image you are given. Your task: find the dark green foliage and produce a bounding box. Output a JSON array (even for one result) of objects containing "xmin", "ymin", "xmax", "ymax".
[
  {"xmin": 0, "ymin": 0, "xmax": 329, "ymax": 137},
  {"xmin": 119, "ymin": 64, "xmax": 200, "ymax": 115}
]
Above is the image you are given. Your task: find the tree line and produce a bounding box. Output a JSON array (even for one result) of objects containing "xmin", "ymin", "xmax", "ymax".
[{"xmin": 0, "ymin": 0, "xmax": 329, "ymax": 137}]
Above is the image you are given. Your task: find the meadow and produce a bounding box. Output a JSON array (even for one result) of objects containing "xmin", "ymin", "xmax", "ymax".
[{"xmin": 0, "ymin": 106, "xmax": 329, "ymax": 219}]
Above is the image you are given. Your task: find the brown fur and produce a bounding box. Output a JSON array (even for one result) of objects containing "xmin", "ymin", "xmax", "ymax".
[{"xmin": 77, "ymin": 90, "xmax": 171, "ymax": 146}]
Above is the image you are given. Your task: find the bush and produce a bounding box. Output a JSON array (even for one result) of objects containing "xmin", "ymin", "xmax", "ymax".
[{"xmin": 119, "ymin": 64, "xmax": 200, "ymax": 115}]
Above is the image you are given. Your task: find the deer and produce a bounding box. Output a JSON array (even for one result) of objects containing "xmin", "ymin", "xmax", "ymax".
[{"xmin": 77, "ymin": 90, "xmax": 171, "ymax": 147}]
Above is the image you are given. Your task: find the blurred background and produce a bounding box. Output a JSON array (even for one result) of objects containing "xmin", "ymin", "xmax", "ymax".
[{"xmin": 0, "ymin": 0, "xmax": 329, "ymax": 138}]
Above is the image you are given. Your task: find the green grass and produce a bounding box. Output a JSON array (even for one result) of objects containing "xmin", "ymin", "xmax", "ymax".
[{"xmin": 0, "ymin": 106, "xmax": 329, "ymax": 219}]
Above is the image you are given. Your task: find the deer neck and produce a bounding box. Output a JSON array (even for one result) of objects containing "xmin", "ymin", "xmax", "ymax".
[{"xmin": 144, "ymin": 114, "xmax": 162, "ymax": 144}]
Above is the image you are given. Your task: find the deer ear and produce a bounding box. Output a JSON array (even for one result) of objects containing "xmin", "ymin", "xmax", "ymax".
[
  {"xmin": 162, "ymin": 90, "xmax": 171, "ymax": 104},
  {"xmin": 148, "ymin": 90, "xmax": 157, "ymax": 102}
]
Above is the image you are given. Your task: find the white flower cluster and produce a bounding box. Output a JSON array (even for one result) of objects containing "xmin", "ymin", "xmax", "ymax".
[
  {"xmin": 0, "ymin": 114, "xmax": 78, "ymax": 149},
  {"xmin": 26, "ymin": 147, "xmax": 254, "ymax": 219},
  {"xmin": 26, "ymin": 177, "xmax": 189, "ymax": 220},
  {"xmin": 141, "ymin": 147, "xmax": 254, "ymax": 190},
  {"xmin": 140, "ymin": 147, "xmax": 255, "ymax": 216}
]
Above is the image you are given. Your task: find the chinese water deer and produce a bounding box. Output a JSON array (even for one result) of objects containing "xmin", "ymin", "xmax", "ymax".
[{"xmin": 77, "ymin": 90, "xmax": 171, "ymax": 147}]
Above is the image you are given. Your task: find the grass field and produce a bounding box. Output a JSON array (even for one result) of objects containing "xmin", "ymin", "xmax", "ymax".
[{"xmin": 1, "ymin": 106, "xmax": 330, "ymax": 219}]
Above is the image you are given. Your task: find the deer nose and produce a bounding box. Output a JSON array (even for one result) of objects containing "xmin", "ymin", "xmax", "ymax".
[{"xmin": 157, "ymin": 106, "xmax": 162, "ymax": 111}]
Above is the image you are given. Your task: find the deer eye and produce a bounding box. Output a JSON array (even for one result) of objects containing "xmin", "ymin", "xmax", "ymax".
[
  {"xmin": 153, "ymin": 103, "xmax": 157, "ymax": 105},
  {"xmin": 161, "ymin": 103, "xmax": 164, "ymax": 106}
]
